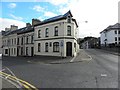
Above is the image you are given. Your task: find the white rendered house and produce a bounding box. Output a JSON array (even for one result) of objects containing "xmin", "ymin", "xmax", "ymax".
[
  {"xmin": 34, "ymin": 11, "xmax": 79, "ymax": 57},
  {"xmin": 100, "ymin": 23, "xmax": 120, "ymax": 46}
]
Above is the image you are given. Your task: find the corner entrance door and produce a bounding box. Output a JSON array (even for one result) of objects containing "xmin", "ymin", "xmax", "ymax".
[
  {"xmin": 31, "ymin": 47, "xmax": 34, "ymax": 56},
  {"xmin": 66, "ymin": 42, "xmax": 72, "ymax": 56}
]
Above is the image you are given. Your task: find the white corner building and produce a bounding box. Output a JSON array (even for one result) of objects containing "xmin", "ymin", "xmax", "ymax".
[
  {"xmin": 34, "ymin": 11, "xmax": 79, "ymax": 57},
  {"xmin": 2, "ymin": 11, "xmax": 79, "ymax": 57},
  {"xmin": 100, "ymin": 23, "xmax": 120, "ymax": 46}
]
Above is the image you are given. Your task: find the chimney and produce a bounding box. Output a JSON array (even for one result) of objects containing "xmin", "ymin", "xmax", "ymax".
[
  {"xmin": 10, "ymin": 25, "xmax": 18, "ymax": 31},
  {"xmin": 32, "ymin": 19, "xmax": 41, "ymax": 26},
  {"xmin": 5, "ymin": 28, "xmax": 10, "ymax": 31},
  {"xmin": 26, "ymin": 23, "xmax": 31, "ymax": 27}
]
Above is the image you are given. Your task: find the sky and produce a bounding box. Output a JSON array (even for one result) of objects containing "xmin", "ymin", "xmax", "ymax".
[{"xmin": 0, "ymin": 0, "xmax": 119, "ymax": 38}]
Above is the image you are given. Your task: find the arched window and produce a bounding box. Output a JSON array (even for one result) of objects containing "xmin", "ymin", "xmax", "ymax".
[
  {"xmin": 45, "ymin": 28, "xmax": 49, "ymax": 37},
  {"xmin": 38, "ymin": 30, "xmax": 41, "ymax": 38},
  {"xmin": 53, "ymin": 42, "xmax": 59, "ymax": 52},
  {"xmin": 54, "ymin": 26, "xmax": 58, "ymax": 36},
  {"xmin": 67, "ymin": 26, "xmax": 71, "ymax": 36},
  {"xmin": 45, "ymin": 42, "xmax": 48, "ymax": 52}
]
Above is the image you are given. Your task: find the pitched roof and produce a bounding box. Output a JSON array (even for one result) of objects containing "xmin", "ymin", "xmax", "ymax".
[
  {"xmin": 34, "ymin": 10, "xmax": 78, "ymax": 27},
  {"xmin": 3, "ymin": 26, "xmax": 34, "ymax": 36},
  {"xmin": 100, "ymin": 23, "xmax": 120, "ymax": 33}
]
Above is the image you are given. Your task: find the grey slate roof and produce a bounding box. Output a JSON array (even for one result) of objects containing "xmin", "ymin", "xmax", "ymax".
[
  {"xmin": 3, "ymin": 26, "xmax": 34, "ymax": 36},
  {"xmin": 34, "ymin": 10, "xmax": 78, "ymax": 27},
  {"xmin": 100, "ymin": 23, "xmax": 120, "ymax": 33},
  {"xmin": 3, "ymin": 10, "xmax": 78, "ymax": 36}
]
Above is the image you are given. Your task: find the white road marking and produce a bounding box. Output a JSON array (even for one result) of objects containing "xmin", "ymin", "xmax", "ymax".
[
  {"xmin": 70, "ymin": 56, "xmax": 77, "ymax": 62},
  {"xmin": 81, "ymin": 54, "xmax": 92, "ymax": 61},
  {"xmin": 0, "ymin": 69, "xmax": 5, "ymax": 72},
  {"xmin": 101, "ymin": 74, "xmax": 107, "ymax": 77},
  {"xmin": 0, "ymin": 76, "xmax": 21, "ymax": 88}
]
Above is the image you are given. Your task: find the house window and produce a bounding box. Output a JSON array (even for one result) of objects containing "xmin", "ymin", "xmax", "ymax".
[
  {"xmin": 119, "ymin": 31, "xmax": 120, "ymax": 34},
  {"xmin": 31, "ymin": 35, "xmax": 34, "ymax": 43},
  {"xmin": 17, "ymin": 38, "xmax": 19, "ymax": 45},
  {"xmin": 12, "ymin": 39, "xmax": 13, "ymax": 45},
  {"xmin": 49, "ymin": 42, "xmax": 52, "ymax": 47},
  {"xmin": 115, "ymin": 37, "xmax": 117, "ymax": 41},
  {"xmin": 26, "ymin": 47, "xmax": 28, "ymax": 55},
  {"xmin": 14, "ymin": 48, "xmax": 16, "ymax": 55},
  {"xmin": 119, "ymin": 37, "xmax": 120, "ymax": 41},
  {"xmin": 5, "ymin": 49, "xmax": 8, "ymax": 54},
  {"xmin": 21, "ymin": 37, "xmax": 23, "ymax": 45},
  {"xmin": 115, "ymin": 30, "xmax": 117, "ymax": 34},
  {"xmin": 115, "ymin": 42, "xmax": 117, "ymax": 44},
  {"xmin": 54, "ymin": 26, "xmax": 58, "ymax": 36},
  {"xmin": 26, "ymin": 36, "xmax": 29, "ymax": 44},
  {"xmin": 38, "ymin": 30, "xmax": 41, "ymax": 38},
  {"xmin": 14, "ymin": 38, "xmax": 16, "ymax": 45},
  {"xmin": 67, "ymin": 26, "xmax": 71, "ymax": 36},
  {"xmin": 53, "ymin": 42, "xmax": 59, "ymax": 52},
  {"xmin": 45, "ymin": 43, "xmax": 48, "ymax": 52},
  {"xmin": 45, "ymin": 28, "xmax": 49, "ymax": 37},
  {"xmin": 67, "ymin": 16, "xmax": 71, "ymax": 23},
  {"xmin": 38, "ymin": 43, "xmax": 41, "ymax": 52}
]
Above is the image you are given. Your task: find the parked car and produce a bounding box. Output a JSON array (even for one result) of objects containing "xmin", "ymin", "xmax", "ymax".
[{"xmin": 0, "ymin": 54, "xmax": 2, "ymax": 60}]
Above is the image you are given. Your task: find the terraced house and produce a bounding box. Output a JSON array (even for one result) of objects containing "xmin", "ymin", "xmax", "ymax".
[{"xmin": 2, "ymin": 11, "xmax": 79, "ymax": 57}]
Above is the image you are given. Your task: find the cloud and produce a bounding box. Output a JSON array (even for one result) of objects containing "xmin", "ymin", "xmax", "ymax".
[
  {"xmin": 0, "ymin": 18, "xmax": 26, "ymax": 31},
  {"xmin": 57, "ymin": 0, "xmax": 118, "ymax": 38},
  {"xmin": 9, "ymin": 14, "xmax": 23, "ymax": 21},
  {"xmin": 33, "ymin": 5, "xmax": 44, "ymax": 12},
  {"xmin": 8, "ymin": 3, "xmax": 16, "ymax": 8},
  {"xmin": 43, "ymin": 0, "xmax": 69, "ymax": 5},
  {"xmin": 44, "ymin": 11, "xmax": 57, "ymax": 17}
]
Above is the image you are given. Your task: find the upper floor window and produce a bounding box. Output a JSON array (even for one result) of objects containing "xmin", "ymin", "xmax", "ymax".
[
  {"xmin": 54, "ymin": 26, "xmax": 58, "ymax": 36},
  {"xmin": 119, "ymin": 31, "xmax": 120, "ymax": 34},
  {"xmin": 17, "ymin": 38, "xmax": 19, "ymax": 45},
  {"xmin": 31, "ymin": 35, "xmax": 34, "ymax": 43},
  {"xmin": 115, "ymin": 37, "xmax": 117, "ymax": 41},
  {"xmin": 21, "ymin": 37, "xmax": 23, "ymax": 45},
  {"xmin": 115, "ymin": 30, "xmax": 117, "ymax": 34},
  {"xmin": 53, "ymin": 42, "xmax": 59, "ymax": 52},
  {"xmin": 14, "ymin": 38, "xmax": 16, "ymax": 45},
  {"xmin": 38, "ymin": 30, "xmax": 41, "ymax": 38},
  {"xmin": 67, "ymin": 26, "xmax": 71, "ymax": 36},
  {"xmin": 26, "ymin": 36, "xmax": 29, "ymax": 44},
  {"xmin": 119, "ymin": 37, "xmax": 120, "ymax": 41},
  {"xmin": 45, "ymin": 28, "xmax": 49, "ymax": 37},
  {"xmin": 38, "ymin": 43, "xmax": 41, "ymax": 52},
  {"xmin": 45, "ymin": 42, "xmax": 48, "ymax": 52},
  {"xmin": 67, "ymin": 16, "xmax": 71, "ymax": 23}
]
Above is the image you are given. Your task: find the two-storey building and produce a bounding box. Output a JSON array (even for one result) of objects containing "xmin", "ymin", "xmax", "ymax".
[
  {"xmin": 34, "ymin": 11, "xmax": 79, "ymax": 57},
  {"xmin": 100, "ymin": 23, "xmax": 120, "ymax": 47}
]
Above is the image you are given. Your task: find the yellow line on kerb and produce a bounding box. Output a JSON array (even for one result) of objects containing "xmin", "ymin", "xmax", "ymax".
[{"xmin": 0, "ymin": 71, "xmax": 38, "ymax": 90}]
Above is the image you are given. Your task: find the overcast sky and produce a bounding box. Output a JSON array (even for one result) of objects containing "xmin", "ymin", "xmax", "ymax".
[{"xmin": 0, "ymin": 0, "xmax": 119, "ymax": 38}]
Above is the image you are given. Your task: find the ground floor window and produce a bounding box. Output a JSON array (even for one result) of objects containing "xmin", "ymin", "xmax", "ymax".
[
  {"xmin": 26, "ymin": 47, "xmax": 28, "ymax": 55},
  {"xmin": 5, "ymin": 49, "xmax": 8, "ymax": 54},
  {"xmin": 38, "ymin": 43, "xmax": 41, "ymax": 52},
  {"xmin": 45, "ymin": 43, "xmax": 48, "ymax": 52},
  {"xmin": 53, "ymin": 42, "xmax": 59, "ymax": 52}
]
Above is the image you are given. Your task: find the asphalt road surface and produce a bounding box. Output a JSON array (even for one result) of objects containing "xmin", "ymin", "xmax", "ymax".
[{"xmin": 2, "ymin": 49, "xmax": 119, "ymax": 88}]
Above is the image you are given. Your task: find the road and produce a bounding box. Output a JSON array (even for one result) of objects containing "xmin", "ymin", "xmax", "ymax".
[{"xmin": 1, "ymin": 49, "xmax": 119, "ymax": 88}]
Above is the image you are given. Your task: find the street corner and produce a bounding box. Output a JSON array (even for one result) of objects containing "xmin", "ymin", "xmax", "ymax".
[{"xmin": 0, "ymin": 71, "xmax": 38, "ymax": 90}]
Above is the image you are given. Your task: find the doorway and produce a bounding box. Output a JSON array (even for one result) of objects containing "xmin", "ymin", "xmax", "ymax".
[{"xmin": 66, "ymin": 42, "xmax": 72, "ymax": 56}]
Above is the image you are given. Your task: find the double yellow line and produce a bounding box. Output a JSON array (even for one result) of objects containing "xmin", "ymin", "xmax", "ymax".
[{"xmin": 0, "ymin": 71, "xmax": 38, "ymax": 90}]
